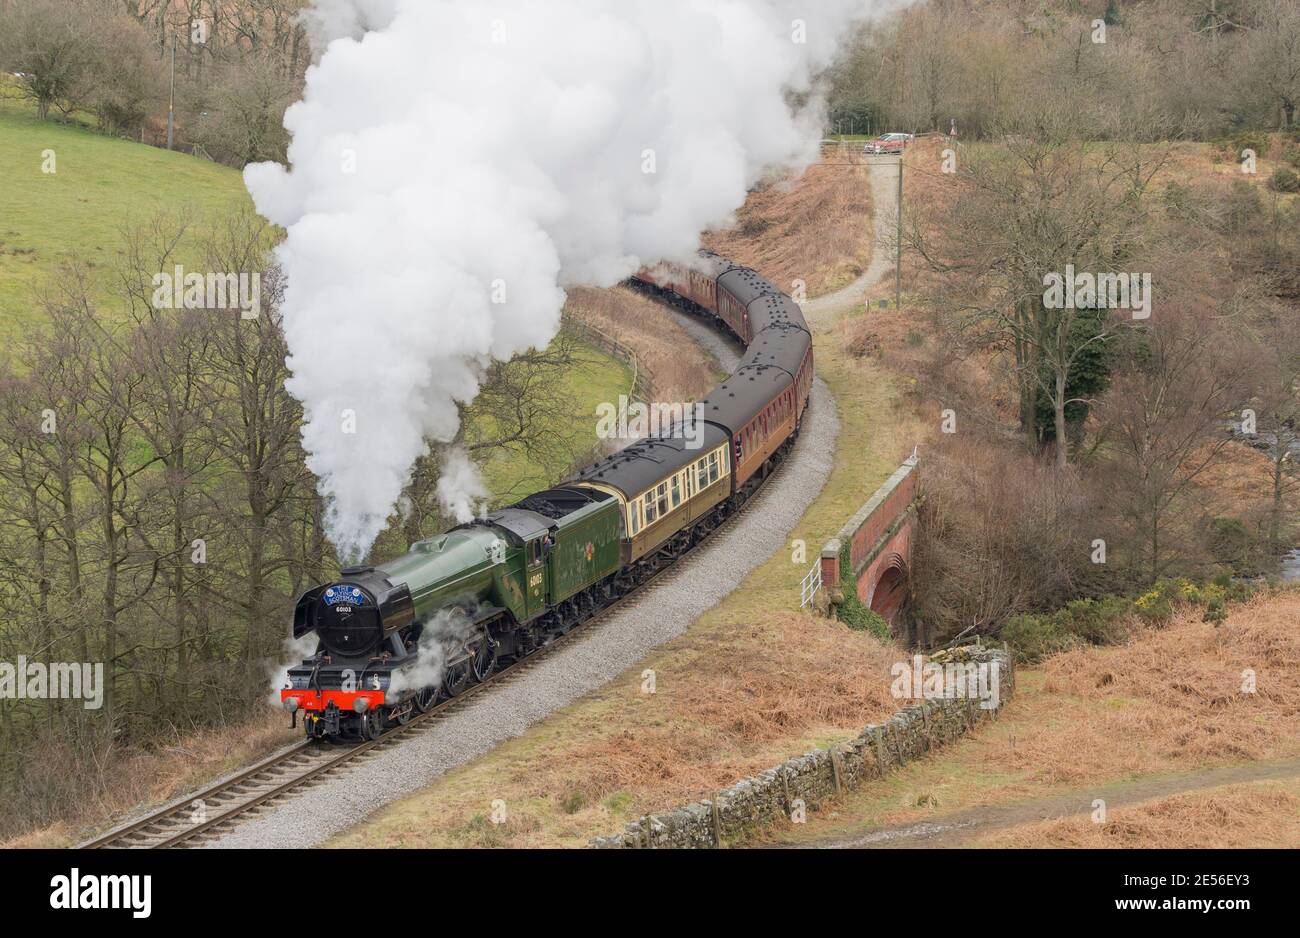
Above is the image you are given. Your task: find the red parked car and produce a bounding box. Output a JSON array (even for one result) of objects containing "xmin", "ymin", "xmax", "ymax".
[{"xmin": 863, "ymin": 132, "xmax": 913, "ymax": 155}]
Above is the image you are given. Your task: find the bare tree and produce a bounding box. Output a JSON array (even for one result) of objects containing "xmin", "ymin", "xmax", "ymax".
[
  {"xmin": 906, "ymin": 126, "xmax": 1166, "ymax": 466},
  {"xmin": 81, "ymin": 8, "xmax": 167, "ymax": 136},
  {"xmin": 198, "ymin": 214, "xmax": 310, "ymax": 664},
  {"xmin": 1246, "ymin": 0, "xmax": 1300, "ymax": 130},
  {"xmin": 184, "ymin": 52, "xmax": 296, "ymax": 164},
  {"xmin": 1091, "ymin": 304, "xmax": 1250, "ymax": 584},
  {"xmin": 0, "ymin": 0, "xmax": 97, "ymax": 120},
  {"xmin": 1248, "ymin": 308, "xmax": 1300, "ymax": 554}
]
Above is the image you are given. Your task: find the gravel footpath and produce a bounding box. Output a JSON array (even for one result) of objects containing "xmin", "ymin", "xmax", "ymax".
[
  {"xmin": 803, "ymin": 153, "xmax": 898, "ymax": 323},
  {"xmin": 211, "ymin": 311, "xmax": 838, "ymax": 848}
]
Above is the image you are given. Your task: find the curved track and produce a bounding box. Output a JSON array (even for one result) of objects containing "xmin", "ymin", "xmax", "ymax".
[
  {"xmin": 82, "ymin": 230, "xmax": 848, "ymax": 848},
  {"xmin": 80, "ymin": 396, "xmax": 808, "ymax": 849}
]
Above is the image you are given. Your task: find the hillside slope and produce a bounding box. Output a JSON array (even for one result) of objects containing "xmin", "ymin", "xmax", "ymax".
[
  {"xmin": 0, "ymin": 90, "xmax": 252, "ymax": 342},
  {"xmin": 764, "ymin": 588, "xmax": 1300, "ymax": 848}
]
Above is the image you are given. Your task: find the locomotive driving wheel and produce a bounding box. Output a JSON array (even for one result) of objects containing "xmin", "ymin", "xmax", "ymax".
[
  {"xmin": 385, "ymin": 702, "xmax": 413, "ymax": 727},
  {"xmin": 471, "ymin": 635, "xmax": 498, "ymax": 682},
  {"xmin": 441, "ymin": 658, "xmax": 473, "ymax": 697},
  {"xmin": 442, "ymin": 634, "xmax": 497, "ymax": 697},
  {"xmin": 415, "ymin": 685, "xmax": 437, "ymax": 713},
  {"xmin": 360, "ymin": 708, "xmax": 383, "ymax": 741}
]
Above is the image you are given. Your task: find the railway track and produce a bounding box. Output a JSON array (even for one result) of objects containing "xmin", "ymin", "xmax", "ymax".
[{"xmin": 80, "ymin": 418, "xmax": 801, "ymax": 849}]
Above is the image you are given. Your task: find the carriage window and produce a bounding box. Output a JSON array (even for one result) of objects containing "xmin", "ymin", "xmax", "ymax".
[
  {"xmin": 697, "ymin": 457, "xmax": 709, "ymax": 490},
  {"xmin": 629, "ymin": 502, "xmax": 640, "ymax": 536},
  {"xmin": 671, "ymin": 475, "xmax": 681, "ymax": 507},
  {"xmin": 644, "ymin": 491, "xmax": 658, "ymax": 524},
  {"xmin": 656, "ymin": 482, "xmax": 669, "ymax": 516},
  {"xmin": 708, "ymin": 451, "xmax": 720, "ymax": 484}
]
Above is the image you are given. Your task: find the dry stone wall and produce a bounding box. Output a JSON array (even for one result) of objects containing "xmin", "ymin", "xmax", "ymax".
[{"xmin": 591, "ymin": 644, "xmax": 1013, "ymax": 848}]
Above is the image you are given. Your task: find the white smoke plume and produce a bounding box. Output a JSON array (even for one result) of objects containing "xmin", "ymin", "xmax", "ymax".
[
  {"xmin": 435, "ymin": 445, "xmax": 490, "ymax": 524},
  {"xmin": 247, "ymin": 0, "xmax": 888, "ymax": 562},
  {"xmin": 265, "ymin": 632, "xmax": 319, "ymax": 707}
]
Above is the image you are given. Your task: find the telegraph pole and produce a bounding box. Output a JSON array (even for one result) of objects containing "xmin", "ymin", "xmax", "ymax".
[{"xmin": 167, "ymin": 39, "xmax": 176, "ymax": 150}]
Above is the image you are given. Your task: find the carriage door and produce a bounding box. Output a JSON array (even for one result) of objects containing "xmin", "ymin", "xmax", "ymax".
[{"xmin": 524, "ymin": 537, "xmax": 546, "ymax": 618}]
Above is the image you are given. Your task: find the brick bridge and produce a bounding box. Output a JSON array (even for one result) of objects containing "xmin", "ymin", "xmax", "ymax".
[{"xmin": 820, "ymin": 454, "xmax": 923, "ymax": 645}]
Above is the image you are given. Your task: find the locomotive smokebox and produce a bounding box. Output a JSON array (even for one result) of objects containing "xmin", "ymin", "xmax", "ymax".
[{"xmin": 293, "ymin": 565, "xmax": 415, "ymax": 659}]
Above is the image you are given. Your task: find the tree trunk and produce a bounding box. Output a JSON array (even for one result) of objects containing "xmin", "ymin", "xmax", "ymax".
[
  {"xmin": 58, "ymin": 453, "xmax": 87, "ymax": 662},
  {"xmin": 1054, "ymin": 371, "xmax": 1068, "ymax": 468},
  {"xmin": 1271, "ymin": 455, "xmax": 1284, "ymax": 554}
]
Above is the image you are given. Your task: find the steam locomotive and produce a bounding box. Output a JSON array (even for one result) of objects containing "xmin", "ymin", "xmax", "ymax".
[{"xmin": 280, "ymin": 254, "xmax": 813, "ymax": 739}]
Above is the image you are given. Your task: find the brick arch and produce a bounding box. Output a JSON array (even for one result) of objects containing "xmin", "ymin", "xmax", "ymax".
[
  {"xmin": 821, "ymin": 455, "xmax": 923, "ymax": 645},
  {"xmin": 864, "ymin": 552, "xmax": 910, "ymax": 634}
]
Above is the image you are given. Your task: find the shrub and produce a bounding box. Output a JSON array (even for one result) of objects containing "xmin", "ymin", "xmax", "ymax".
[
  {"xmin": 1132, "ymin": 577, "xmax": 1248, "ymax": 624},
  {"xmin": 843, "ymin": 318, "xmax": 881, "ymax": 358},
  {"xmin": 910, "ymin": 437, "xmax": 1117, "ymax": 643},
  {"xmin": 836, "ymin": 592, "xmax": 891, "ymax": 640},
  {"xmin": 1221, "ymin": 132, "xmax": 1269, "ymax": 165},
  {"xmin": 1001, "ymin": 612, "xmax": 1077, "ymax": 663},
  {"xmin": 1060, "ymin": 596, "xmax": 1132, "ymax": 645},
  {"xmin": 1133, "ymin": 580, "xmax": 1178, "ymax": 624},
  {"xmin": 1267, "ymin": 167, "xmax": 1300, "ymax": 194},
  {"xmin": 558, "ymin": 789, "xmax": 586, "ymax": 815},
  {"xmin": 1202, "ymin": 597, "xmax": 1228, "ymax": 625},
  {"xmin": 1205, "ymin": 516, "xmax": 1258, "ymax": 576},
  {"xmin": 1163, "ymin": 181, "xmax": 1198, "ymax": 221},
  {"xmin": 1000, "ymin": 596, "xmax": 1133, "ymax": 663},
  {"xmin": 1000, "ymin": 578, "xmax": 1262, "ymax": 663},
  {"xmin": 1219, "ymin": 179, "xmax": 1262, "ymax": 235}
]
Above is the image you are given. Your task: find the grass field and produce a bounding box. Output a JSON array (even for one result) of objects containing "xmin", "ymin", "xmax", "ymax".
[
  {"xmin": 0, "ymin": 86, "xmax": 631, "ymax": 497},
  {"xmin": 0, "ymin": 87, "xmax": 252, "ymax": 343},
  {"xmin": 477, "ymin": 337, "xmax": 632, "ymax": 503}
]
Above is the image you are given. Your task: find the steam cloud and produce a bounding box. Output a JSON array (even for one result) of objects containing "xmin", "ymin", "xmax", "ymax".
[
  {"xmin": 266, "ymin": 632, "xmax": 319, "ymax": 706},
  {"xmin": 385, "ymin": 604, "xmax": 481, "ymax": 697},
  {"xmin": 246, "ymin": 0, "xmax": 885, "ymax": 562}
]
